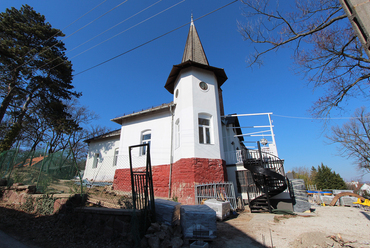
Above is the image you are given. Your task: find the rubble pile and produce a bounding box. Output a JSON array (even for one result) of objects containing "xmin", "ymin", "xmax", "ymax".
[{"xmin": 141, "ymin": 222, "xmax": 183, "ymax": 248}]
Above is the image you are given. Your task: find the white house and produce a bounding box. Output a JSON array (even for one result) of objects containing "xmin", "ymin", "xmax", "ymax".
[{"xmin": 84, "ymin": 17, "xmax": 277, "ymax": 204}]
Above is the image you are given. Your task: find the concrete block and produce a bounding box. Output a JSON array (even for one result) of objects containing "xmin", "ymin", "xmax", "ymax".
[
  {"xmin": 332, "ymin": 190, "xmax": 353, "ymax": 195},
  {"xmin": 339, "ymin": 196, "xmax": 358, "ymax": 207},
  {"xmin": 154, "ymin": 199, "xmax": 181, "ymax": 226},
  {"xmin": 203, "ymin": 199, "xmax": 230, "ymax": 221},
  {"xmin": 320, "ymin": 195, "xmax": 336, "ymax": 205},
  {"xmin": 291, "ymin": 179, "xmax": 306, "ymax": 190},
  {"xmin": 180, "ymin": 205, "xmax": 217, "ymax": 239}
]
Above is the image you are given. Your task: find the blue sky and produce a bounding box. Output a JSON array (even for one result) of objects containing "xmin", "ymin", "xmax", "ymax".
[{"xmin": 1, "ymin": 0, "xmax": 369, "ymax": 182}]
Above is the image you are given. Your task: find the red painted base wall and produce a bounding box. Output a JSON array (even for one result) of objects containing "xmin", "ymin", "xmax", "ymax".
[{"xmin": 113, "ymin": 158, "xmax": 227, "ymax": 205}]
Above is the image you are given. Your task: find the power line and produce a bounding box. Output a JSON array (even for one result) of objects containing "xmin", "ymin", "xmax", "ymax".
[
  {"xmin": 65, "ymin": 0, "xmax": 163, "ymax": 56},
  {"xmin": 74, "ymin": 0, "xmax": 238, "ymax": 76},
  {"xmin": 2, "ymin": 0, "xmax": 109, "ymax": 75},
  {"xmin": 69, "ymin": 0, "xmax": 185, "ymax": 60},
  {"xmin": 38, "ymin": 0, "xmax": 165, "ymax": 71},
  {"xmin": 59, "ymin": 0, "xmax": 129, "ymax": 43}
]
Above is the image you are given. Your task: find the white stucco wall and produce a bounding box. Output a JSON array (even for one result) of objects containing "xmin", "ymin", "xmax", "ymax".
[
  {"xmin": 172, "ymin": 66, "xmax": 224, "ymax": 162},
  {"xmin": 117, "ymin": 109, "xmax": 172, "ymax": 168},
  {"xmin": 84, "ymin": 136, "xmax": 120, "ymax": 182},
  {"xmin": 222, "ymin": 124, "xmax": 244, "ymax": 165}
]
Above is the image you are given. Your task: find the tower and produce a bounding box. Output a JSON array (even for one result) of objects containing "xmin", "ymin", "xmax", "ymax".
[{"xmin": 165, "ymin": 17, "xmax": 228, "ymax": 203}]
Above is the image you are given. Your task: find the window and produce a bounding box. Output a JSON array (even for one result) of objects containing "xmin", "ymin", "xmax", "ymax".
[
  {"xmin": 113, "ymin": 148, "xmax": 119, "ymax": 166},
  {"xmin": 92, "ymin": 153, "xmax": 99, "ymax": 168},
  {"xmin": 141, "ymin": 130, "xmax": 151, "ymax": 155},
  {"xmin": 198, "ymin": 115, "xmax": 211, "ymax": 144},
  {"xmin": 199, "ymin": 81, "xmax": 208, "ymax": 90},
  {"xmin": 175, "ymin": 118, "xmax": 180, "ymax": 149}
]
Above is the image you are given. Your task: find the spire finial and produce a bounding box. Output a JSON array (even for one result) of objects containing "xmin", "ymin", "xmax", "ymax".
[{"xmin": 191, "ymin": 13, "xmax": 193, "ymax": 26}]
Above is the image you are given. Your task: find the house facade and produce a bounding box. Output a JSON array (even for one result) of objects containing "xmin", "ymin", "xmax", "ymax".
[{"xmin": 84, "ymin": 18, "xmax": 253, "ymax": 204}]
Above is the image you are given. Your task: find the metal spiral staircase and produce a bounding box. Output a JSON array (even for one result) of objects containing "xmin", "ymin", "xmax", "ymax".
[{"xmin": 242, "ymin": 143, "xmax": 287, "ymax": 213}]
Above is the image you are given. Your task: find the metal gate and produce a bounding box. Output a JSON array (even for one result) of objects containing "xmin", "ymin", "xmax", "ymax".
[
  {"xmin": 129, "ymin": 144, "xmax": 155, "ymax": 219},
  {"xmin": 195, "ymin": 182, "xmax": 237, "ymax": 210}
]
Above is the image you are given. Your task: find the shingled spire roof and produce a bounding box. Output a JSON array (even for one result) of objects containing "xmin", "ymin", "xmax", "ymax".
[
  {"xmin": 181, "ymin": 15, "xmax": 209, "ymax": 65},
  {"xmin": 164, "ymin": 16, "xmax": 227, "ymax": 94}
]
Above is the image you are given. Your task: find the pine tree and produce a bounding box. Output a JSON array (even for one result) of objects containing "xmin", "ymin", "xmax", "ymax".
[
  {"xmin": 312, "ymin": 163, "xmax": 347, "ymax": 190},
  {"xmin": 0, "ymin": 5, "xmax": 81, "ymax": 151}
]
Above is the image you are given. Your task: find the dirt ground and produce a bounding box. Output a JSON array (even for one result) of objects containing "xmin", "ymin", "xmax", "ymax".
[
  {"xmin": 212, "ymin": 206, "xmax": 370, "ymax": 248},
  {"xmin": 0, "ymin": 201, "xmax": 369, "ymax": 248}
]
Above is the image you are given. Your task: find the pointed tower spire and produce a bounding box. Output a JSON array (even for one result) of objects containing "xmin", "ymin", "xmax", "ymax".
[{"xmin": 181, "ymin": 15, "xmax": 209, "ymax": 65}]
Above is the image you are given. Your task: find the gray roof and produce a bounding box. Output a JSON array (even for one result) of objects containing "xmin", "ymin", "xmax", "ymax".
[
  {"xmin": 165, "ymin": 18, "xmax": 227, "ymax": 94},
  {"xmin": 111, "ymin": 102, "xmax": 175, "ymax": 125},
  {"xmin": 84, "ymin": 129, "xmax": 121, "ymax": 143}
]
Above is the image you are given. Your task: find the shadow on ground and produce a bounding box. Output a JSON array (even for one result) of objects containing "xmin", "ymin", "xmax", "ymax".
[
  {"xmin": 361, "ymin": 210, "xmax": 370, "ymax": 221},
  {"xmin": 0, "ymin": 200, "xmax": 268, "ymax": 248}
]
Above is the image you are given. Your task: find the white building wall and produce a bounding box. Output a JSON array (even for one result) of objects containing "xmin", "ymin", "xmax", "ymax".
[
  {"xmin": 84, "ymin": 137, "xmax": 120, "ymax": 182},
  {"xmin": 222, "ymin": 124, "xmax": 244, "ymax": 165},
  {"xmin": 118, "ymin": 110, "xmax": 172, "ymax": 168},
  {"xmin": 173, "ymin": 67, "xmax": 224, "ymax": 162}
]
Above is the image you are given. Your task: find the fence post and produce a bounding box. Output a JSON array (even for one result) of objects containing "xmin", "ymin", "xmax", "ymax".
[
  {"xmin": 69, "ymin": 140, "xmax": 83, "ymax": 194},
  {"xmin": 36, "ymin": 144, "xmax": 49, "ymax": 192},
  {"xmin": 6, "ymin": 143, "xmax": 20, "ymax": 185}
]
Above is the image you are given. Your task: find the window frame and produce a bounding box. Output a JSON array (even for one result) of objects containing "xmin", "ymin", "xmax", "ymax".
[
  {"xmin": 113, "ymin": 148, "xmax": 119, "ymax": 166},
  {"xmin": 140, "ymin": 130, "xmax": 151, "ymax": 156},
  {"xmin": 198, "ymin": 114, "xmax": 212, "ymax": 144},
  {"xmin": 92, "ymin": 153, "xmax": 99, "ymax": 169}
]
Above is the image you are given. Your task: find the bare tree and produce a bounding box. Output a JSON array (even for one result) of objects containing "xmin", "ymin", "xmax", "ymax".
[
  {"xmin": 239, "ymin": 0, "xmax": 370, "ymax": 117},
  {"xmin": 20, "ymin": 98, "xmax": 111, "ymax": 161},
  {"xmin": 327, "ymin": 107, "xmax": 370, "ymax": 173}
]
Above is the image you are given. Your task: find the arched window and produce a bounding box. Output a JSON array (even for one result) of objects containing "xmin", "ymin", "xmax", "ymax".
[
  {"xmin": 198, "ymin": 113, "xmax": 212, "ymax": 144},
  {"xmin": 141, "ymin": 130, "xmax": 151, "ymax": 155}
]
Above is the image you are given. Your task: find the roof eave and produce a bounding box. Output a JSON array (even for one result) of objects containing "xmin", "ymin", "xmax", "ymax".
[
  {"xmin": 111, "ymin": 102, "xmax": 175, "ymax": 124},
  {"xmin": 164, "ymin": 60, "xmax": 228, "ymax": 94}
]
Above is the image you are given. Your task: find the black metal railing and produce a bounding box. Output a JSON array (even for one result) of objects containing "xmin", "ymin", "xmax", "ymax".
[{"xmin": 241, "ymin": 142, "xmax": 287, "ymax": 212}]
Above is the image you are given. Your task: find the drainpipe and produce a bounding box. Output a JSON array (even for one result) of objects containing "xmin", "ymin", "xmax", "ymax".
[{"xmin": 168, "ymin": 104, "xmax": 175, "ymax": 198}]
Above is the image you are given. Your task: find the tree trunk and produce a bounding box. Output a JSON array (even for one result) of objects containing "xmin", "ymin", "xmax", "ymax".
[
  {"xmin": 0, "ymin": 72, "xmax": 19, "ymax": 123},
  {"xmin": 0, "ymin": 94, "xmax": 33, "ymax": 151}
]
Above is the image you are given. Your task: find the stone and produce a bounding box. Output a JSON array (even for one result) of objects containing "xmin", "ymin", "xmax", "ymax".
[
  {"xmin": 151, "ymin": 222, "xmax": 161, "ymax": 232},
  {"xmin": 156, "ymin": 230, "xmax": 167, "ymax": 240},
  {"xmin": 148, "ymin": 235, "xmax": 160, "ymax": 248},
  {"xmin": 145, "ymin": 234, "xmax": 154, "ymax": 239},
  {"xmin": 146, "ymin": 226, "xmax": 157, "ymax": 234},
  {"xmin": 290, "ymin": 179, "xmax": 311, "ymax": 213},
  {"xmin": 160, "ymin": 237, "xmax": 171, "ymax": 248},
  {"xmin": 140, "ymin": 237, "xmax": 148, "ymax": 248},
  {"xmin": 170, "ymin": 236, "xmax": 183, "ymax": 248}
]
